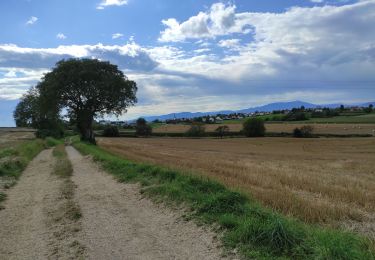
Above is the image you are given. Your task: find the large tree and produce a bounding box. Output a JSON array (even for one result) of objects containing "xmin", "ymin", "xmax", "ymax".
[{"xmin": 37, "ymin": 58, "xmax": 137, "ymax": 143}]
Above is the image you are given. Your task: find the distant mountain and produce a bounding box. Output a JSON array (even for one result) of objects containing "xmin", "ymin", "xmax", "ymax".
[
  {"xmin": 142, "ymin": 100, "xmax": 374, "ymax": 122},
  {"xmin": 236, "ymin": 101, "xmax": 317, "ymax": 113},
  {"xmin": 361, "ymin": 101, "xmax": 375, "ymax": 107}
]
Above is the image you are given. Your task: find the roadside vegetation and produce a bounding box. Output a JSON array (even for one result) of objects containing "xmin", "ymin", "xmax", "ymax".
[
  {"xmin": 50, "ymin": 144, "xmax": 84, "ymax": 257},
  {"xmin": 0, "ymin": 139, "xmax": 45, "ymax": 186},
  {"xmin": 0, "ymin": 137, "xmax": 61, "ymax": 208},
  {"xmin": 73, "ymin": 140, "xmax": 374, "ymax": 259}
]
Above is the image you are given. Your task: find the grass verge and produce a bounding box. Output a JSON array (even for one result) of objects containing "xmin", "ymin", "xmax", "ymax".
[
  {"xmin": 50, "ymin": 144, "xmax": 84, "ymax": 258},
  {"xmin": 73, "ymin": 140, "xmax": 374, "ymax": 259},
  {"xmin": 52, "ymin": 144, "xmax": 81, "ymax": 219},
  {"xmin": 0, "ymin": 137, "xmax": 62, "ymax": 208}
]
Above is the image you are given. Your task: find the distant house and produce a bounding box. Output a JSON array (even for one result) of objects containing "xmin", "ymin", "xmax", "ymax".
[{"xmin": 215, "ymin": 116, "xmax": 223, "ymax": 123}]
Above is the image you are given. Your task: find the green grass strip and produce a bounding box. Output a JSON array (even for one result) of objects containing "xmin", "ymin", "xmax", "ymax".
[
  {"xmin": 73, "ymin": 140, "xmax": 375, "ymax": 260},
  {"xmin": 0, "ymin": 139, "xmax": 46, "ymax": 179},
  {"xmin": 52, "ymin": 144, "xmax": 73, "ymax": 178}
]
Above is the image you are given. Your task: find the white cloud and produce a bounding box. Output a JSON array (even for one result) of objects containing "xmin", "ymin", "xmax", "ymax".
[
  {"xmin": 194, "ymin": 48, "xmax": 211, "ymax": 54},
  {"xmin": 56, "ymin": 33, "xmax": 67, "ymax": 40},
  {"xmin": 26, "ymin": 16, "xmax": 38, "ymax": 25},
  {"xmin": 2, "ymin": 1, "xmax": 375, "ymax": 111},
  {"xmin": 97, "ymin": 0, "xmax": 128, "ymax": 9},
  {"xmin": 0, "ymin": 68, "xmax": 48, "ymax": 99},
  {"xmin": 0, "ymin": 42, "xmax": 158, "ymax": 71},
  {"xmin": 218, "ymin": 39, "xmax": 241, "ymax": 49},
  {"xmin": 159, "ymin": 3, "xmax": 251, "ymax": 42},
  {"xmin": 310, "ymin": 0, "xmax": 324, "ymax": 3},
  {"xmin": 112, "ymin": 33, "xmax": 124, "ymax": 39}
]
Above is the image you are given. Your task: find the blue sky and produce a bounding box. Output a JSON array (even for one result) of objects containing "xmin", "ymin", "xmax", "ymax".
[{"xmin": 0, "ymin": 0, "xmax": 374, "ymax": 126}]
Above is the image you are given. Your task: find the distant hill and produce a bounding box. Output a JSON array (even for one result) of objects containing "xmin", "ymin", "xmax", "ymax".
[{"xmin": 142, "ymin": 100, "xmax": 375, "ymax": 122}]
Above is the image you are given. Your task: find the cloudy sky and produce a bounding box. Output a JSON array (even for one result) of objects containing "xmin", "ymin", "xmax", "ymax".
[{"xmin": 0, "ymin": 0, "xmax": 374, "ymax": 126}]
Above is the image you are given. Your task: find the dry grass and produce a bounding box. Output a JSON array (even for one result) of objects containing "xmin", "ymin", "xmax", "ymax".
[
  {"xmin": 153, "ymin": 123, "xmax": 375, "ymax": 135},
  {"xmin": 98, "ymin": 137, "xmax": 375, "ymax": 239},
  {"xmin": 0, "ymin": 128, "xmax": 35, "ymax": 149}
]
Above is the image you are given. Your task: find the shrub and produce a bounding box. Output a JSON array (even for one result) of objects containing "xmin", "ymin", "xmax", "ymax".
[
  {"xmin": 243, "ymin": 118, "xmax": 265, "ymax": 137},
  {"xmin": 136, "ymin": 118, "xmax": 152, "ymax": 136},
  {"xmin": 283, "ymin": 112, "xmax": 308, "ymax": 121},
  {"xmin": 35, "ymin": 128, "xmax": 64, "ymax": 139},
  {"xmin": 186, "ymin": 123, "xmax": 205, "ymax": 137},
  {"xmin": 103, "ymin": 125, "xmax": 120, "ymax": 137},
  {"xmin": 293, "ymin": 125, "xmax": 314, "ymax": 138},
  {"xmin": 215, "ymin": 125, "xmax": 230, "ymax": 138}
]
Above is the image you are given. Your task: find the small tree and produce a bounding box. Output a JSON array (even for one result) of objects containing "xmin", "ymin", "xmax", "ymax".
[
  {"xmin": 136, "ymin": 118, "xmax": 152, "ymax": 136},
  {"xmin": 364, "ymin": 104, "xmax": 373, "ymax": 113},
  {"xmin": 243, "ymin": 118, "xmax": 265, "ymax": 137},
  {"xmin": 186, "ymin": 123, "xmax": 205, "ymax": 137},
  {"xmin": 215, "ymin": 125, "xmax": 229, "ymax": 138},
  {"xmin": 293, "ymin": 125, "xmax": 314, "ymax": 138}
]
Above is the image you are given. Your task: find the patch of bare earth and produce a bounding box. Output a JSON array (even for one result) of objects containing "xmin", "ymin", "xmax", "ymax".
[{"xmin": 66, "ymin": 146, "xmax": 229, "ymax": 260}]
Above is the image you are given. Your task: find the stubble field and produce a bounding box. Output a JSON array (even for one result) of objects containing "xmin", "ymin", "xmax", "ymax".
[
  {"xmin": 0, "ymin": 128, "xmax": 35, "ymax": 149},
  {"xmin": 98, "ymin": 137, "xmax": 375, "ymax": 239}
]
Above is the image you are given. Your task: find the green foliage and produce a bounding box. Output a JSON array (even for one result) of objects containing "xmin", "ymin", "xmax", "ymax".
[
  {"xmin": 0, "ymin": 192, "xmax": 6, "ymax": 202},
  {"xmin": 293, "ymin": 126, "xmax": 314, "ymax": 138},
  {"xmin": 52, "ymin": 144, "xmax": 73, "ymax": 178},
  {"xmin": 243, "ymin": 118, "xmax": 265, "ymax": 137},
  {"xmin": 0, "ymin": 140, "xmax": 45, "ymax": 179},
  {"xmin": 364, "ymin": 104, "xmax": 374, "ymax": 114},
  {"xmin": 19, "ymin": 58, "xmax": 138, "ymax": 143},
  {"xmin": 13, "ymin": 87, "xmax": 41, "ymax": 127},
  {"xmin": 73, "ymin": 141, "xmax": 375, "ymax": 260},
  {"xmin": 283, "ymin": 112, "xmax": 308, "ymax": 121},
  {"xmin": 136, "ymin": 118, "xmax": 152, "ymax": 136},
  {"xmin": 0, "ymin": 148, "xmax": 18, "ymax": 159},
  {"xmin": 45, "ymin": 137, "xmax": 63, "ymax": 147},
  {"xmin": 186, "ymin": 123, "xmax": 206, "ymax": 137},
  {"xmin": 103, "ymin": 125, "xmax": 120, "ymax": 137},
  {"xmin": 35, "ymin": 127, "xmax": 64, "ymax": 139}
]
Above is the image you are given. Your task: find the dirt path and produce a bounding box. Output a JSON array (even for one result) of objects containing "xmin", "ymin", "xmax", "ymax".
[
  {"xmin": 0, "ymin": 150, "xmax": 58, "ymax": 259},
  {"xmin": 66, "ymin": 146, "xmax": 227, "ymax": 260}
]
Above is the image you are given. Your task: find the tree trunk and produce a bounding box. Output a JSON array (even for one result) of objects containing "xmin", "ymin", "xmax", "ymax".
[{"xmin": 78, "ymin": 113, "xmax": 96, "ymax": 144}]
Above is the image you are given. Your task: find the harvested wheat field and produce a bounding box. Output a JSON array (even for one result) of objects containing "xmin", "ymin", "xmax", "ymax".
[
  {"xmin": 0, "ymin": 128, "xmax": 35, "ymax": 149},
  {"xmin": 153, "ymin": 123, "xmax": 375, "ymax": 136},
  {"xmin": 98, "ymin": 137, "xmax": 375, "ymax": 239}
]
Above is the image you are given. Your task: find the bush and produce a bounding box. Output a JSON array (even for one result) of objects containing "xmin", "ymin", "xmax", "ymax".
[
  {"xmin": 136, "ymin": 118, "xmax": 152, "ymax": 136},
  {"xmin": 186, "ymin": 123, "xmax": 205, "ymax": 137},
  {"xmin": 293, "ymin": 125, "xmax": 314, "ymax": 138},
  {"xmin": 243, "ymin": 118, "xmax": 265, "ymax": 137},
  {"xmin": 283, "ymin": 112, "xmax": 308, "ymax": 121},
  {"xmin": 215, "ymin": 125, "xmax": 230, "ymax": 138},
  {"xmin": 35, "ymin": 128, "xmax": 64, "ymax": 139},
  {"xmin": 103, "ymin": 125, "xmax": 120, "ymax": 137}
]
